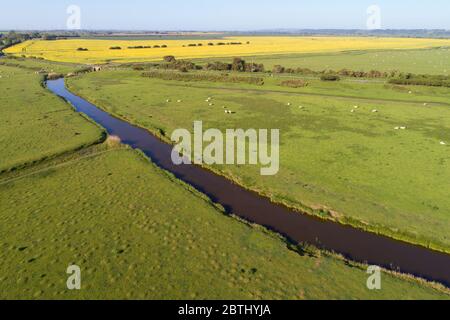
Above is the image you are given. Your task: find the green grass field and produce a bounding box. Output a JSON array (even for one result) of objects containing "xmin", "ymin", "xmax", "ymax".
[
  {"xmin": 1, "ymin": 55, "xmax": 449, "ymax": 299},
  {"xmin": 0, "ymin": 143, "xmax": 447, "ymax": 299},
  {"xmin": 194, "ymin": 48, "xmax": 450, "ymax": 75},
  {"xmin": 68, "ymin": 69, "xmax": 450, "ymax": 251},
  {"xmin": 0, "ymin": 57, "xmax": 84, "ymax": 74},
  {"xmin": 0, "ymin": 65, "xmax": 104, "ymax": 172}
]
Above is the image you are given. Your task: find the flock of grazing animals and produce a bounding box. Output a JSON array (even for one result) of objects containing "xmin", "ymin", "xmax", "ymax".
[
  {"xmin": 165, "ymin": 96, "xmax": 236, "ymax": 114},
  {"xmin": 284, "ymin": 101, "xmax": 447, "ymax": 146}
]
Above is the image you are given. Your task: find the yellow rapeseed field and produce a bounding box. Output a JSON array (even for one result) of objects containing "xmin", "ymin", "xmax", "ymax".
[{"xmin": 6, "ymin": 36, "xmax": 450, "ymax": 64}]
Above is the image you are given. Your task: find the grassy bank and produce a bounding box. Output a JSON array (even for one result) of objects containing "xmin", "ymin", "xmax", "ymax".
[{"xmin": 0, "ymin": 65, "xmax": 104, "ymax": 173}]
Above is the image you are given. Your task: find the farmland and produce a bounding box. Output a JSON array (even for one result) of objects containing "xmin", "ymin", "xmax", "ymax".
[
  {"xmin": 67, "ymin": 69, "xmax": 450, "ymax": 251},
  {"xmin": 0, "ymin": 143, "xmax": 447, "ymax": 299},
  {"xmin": 1, "ymin": 34, "xmax": 450, "ymax": 300},
  {"xmin": 5, "ymin": 36, "xmax": 450, "ymax": 64},
  {"xmin": 0, "ymin": 64, "xmax": 103, "ymax": 172}
]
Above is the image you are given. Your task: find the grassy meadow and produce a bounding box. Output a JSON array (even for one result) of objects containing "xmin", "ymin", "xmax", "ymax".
[
  {"xmin": 6, "ymin": 36, "xmax": 450, "ymax": 64},
  {"xmin": 1, "ymin": 33, "xmax": 450, "ymax": 299},
  {"xmin": 68, "ymin": 69, "xmax": 450, "ymax": 251},
  {"xmin": 0, "ymin": 56, "xmax": 85, "ymax": 74},
  {"xmin": 0, "ymin": 64, "xmax": 104, "ymax": 172},
  {"xmin": 194, "ymin": 47, "xmax": 450, "ymax": 75},
  {"xmin": 0, "ymin": 143, "xmax": 447, "ymax": 299}
]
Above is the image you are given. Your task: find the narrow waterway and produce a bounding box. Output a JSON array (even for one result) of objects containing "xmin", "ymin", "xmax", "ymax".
[{"xmin": 47, "ymin": 78, "xmax": 450, "ymax": 287}]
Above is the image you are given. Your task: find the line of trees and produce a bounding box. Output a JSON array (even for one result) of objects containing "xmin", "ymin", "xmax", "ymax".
[{"xmin": 205, "ymin": 58, "xmax": 265, "ymax": 73}]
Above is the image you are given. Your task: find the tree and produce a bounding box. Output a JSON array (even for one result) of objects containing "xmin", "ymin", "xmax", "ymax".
[
  {"xmin": 232, "ymin": 58, "xmax": 246, "ymax": 72},
  {"xmin": 163, "ymin": 55, "xmax": 176, "ymax": 63}
]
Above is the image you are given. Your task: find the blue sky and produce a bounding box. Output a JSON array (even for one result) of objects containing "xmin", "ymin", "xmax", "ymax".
[{"xmin": 1, "ymin": 0, "xmax": 450, "ymax": 30}]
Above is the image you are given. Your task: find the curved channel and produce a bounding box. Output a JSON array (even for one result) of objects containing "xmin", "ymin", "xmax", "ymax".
[{"xmin": 47, "ymin": 78, "xmax": 450, "ymax": 287}]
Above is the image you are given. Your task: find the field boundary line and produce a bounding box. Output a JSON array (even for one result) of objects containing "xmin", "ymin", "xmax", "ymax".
[{"xmin": 0, "ymin": 149, "xmax": 117, "ymax": 186}]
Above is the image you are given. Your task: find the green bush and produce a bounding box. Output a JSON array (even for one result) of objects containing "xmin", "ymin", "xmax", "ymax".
[
  {"xmin": 142, "ymin": 70, "xmax": 264, "ymax": 85},
  {"xmin": 320, "ymin": 74, "xmax": 341, "ymax": 81}
]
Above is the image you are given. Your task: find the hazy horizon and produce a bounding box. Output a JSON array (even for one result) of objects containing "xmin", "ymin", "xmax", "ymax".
[{"xmin": 1, "ymin": 0, "xmax": 450, "ymax": 31}]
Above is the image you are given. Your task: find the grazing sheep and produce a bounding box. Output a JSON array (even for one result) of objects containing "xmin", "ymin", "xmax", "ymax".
[
  {"xmin": 287, "ymin": 103, "xmax": 291, "ymax": 106},
  {"xmin": 423, "ymin": 103, "xmax": 428, "ymax": 106},
  {"xmin": 209, "ymin": 103, "xmax": 214, "ymax": 106},
  {"xmin": 351, "ymin": 109, "xmax": 355, "ymax": 113},
  {"xmin": 408, "ymin": 91, "xmax": 412, "ymax": 94},
  {"xmin": 394, "ymin": 127, "xmax": 400, "ymax": 130},
  {"xmin": 372, "ymin": 109, "xmax": 378, "ymax": 113},
  {"xmin": 353, "ymin": 106, "xmax": 359, "ymax": 109},
  {"xmin": 440, "ymin": 141, "xmax": 447, "ymax": 145},
  {"xmin": 400, "ymin": 126, "xmax": 407, "ymax": 130},
  {"xmin": 166, "ymin": 99, "xmax": 171, "ymax": 103},
  {"xmin": 177, "ymin": 100, "xmax": 182, "ymax": 103}
]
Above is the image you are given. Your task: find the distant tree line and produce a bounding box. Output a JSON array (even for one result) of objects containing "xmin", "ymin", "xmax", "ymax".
[
  {"xmin": 142, "ymin": 70, "xmax": 264, "ymax": 86},
  {"xmin": 205, "ymin": 58, "xmax": 265, "ymax": 73},
  {"xmin": 0, "ymin": 31, "xmax": 40, "ymax": 50},
  {"xmin": 127, "ymin": 45, "xmax": 168, "ymax": 49},
  {"xmin": 0, "ymin": 31, "xmax": 82, "ymax": 51},
  {"xmin": 389, "ymin": 74, "xmax": 450, "ymax": 88},
  {"xmin": 182, "ymin": 42, "xmax": 248, "ymax": 47}
]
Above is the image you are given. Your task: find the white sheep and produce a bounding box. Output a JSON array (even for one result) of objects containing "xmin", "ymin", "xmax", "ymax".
[
  {"xmin": 177, "ymin": 100, "xmax": 182, "ymax": 103},
  {"xmin": 400, "ymin": 126, "xmax": 407, "ymax": 130},
  {"xmin": 372, "ymin": 109, "xmax": 378, "ymax": 113},
  {"xmin": 440, "ymin": 141, "xmax": 447, "ymax": 145}
]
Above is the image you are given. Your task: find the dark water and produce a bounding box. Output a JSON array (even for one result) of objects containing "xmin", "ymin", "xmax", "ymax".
[{"xmin": 47, "ymin": 78, "xmax": 450, "ymax": 287}]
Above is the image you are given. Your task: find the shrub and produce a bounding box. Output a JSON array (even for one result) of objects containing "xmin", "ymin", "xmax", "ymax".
[
  {"xmin": 142, "ymin": 70, "xmax": 264, "ymax": 86},
  {"xmin": 280, "ymin": 79, "xmax": 309, "ymax": 88},
  {"xmin": 74, "ymin": 66, "xmax": 93, "ymax": 74},
  {"xmin": 205, "ymin": 61, "xmax": 232, "ymax": 71},
  {"xmin": 45, "ymin": 73, "xmax": 64, "ymax": 80},
  {"xmin": 76, "ymin": 47, "xmax": 88, "ymax": 51},
  {"xmin": 109, "ymin": 46, "xmax": 122, "ymax": 50},
  {"xmin": 232, "ymin": 58, "xmax": 246, "ymax": 72},
  {"xmin": 388, "ymin": 74, "xmax": 450, "ymax": 87},
  {"xmin": 163, "ymin": 55, "xmax": 176, "ymax": 63},
  {"xmin": 320, "ymin": 74, "xmax": 340, "ymax": 81},
  {"xmin": 272, "ymin": 65, "xmax": 285, "ymax": 74}
]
